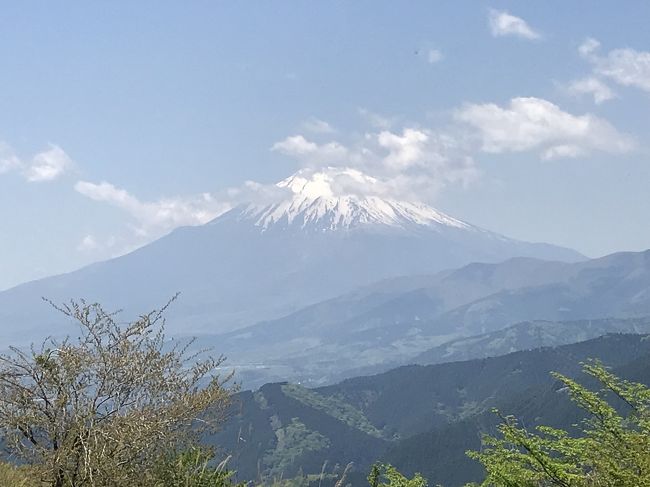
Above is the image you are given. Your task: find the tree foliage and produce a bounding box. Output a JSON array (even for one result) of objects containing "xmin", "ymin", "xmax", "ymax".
[
  {"xmin": 0, "ymin": 461, "xmax": 40, "ymax": 486},
  {"xmin": 0, "ymin": 298, "xmax": 233, "ymax": 486},
  {"xmin": 466, "ymin": 361, "xmax": 650, "ymax": 486},
  {"xmin": 368, "ymin": 463, "xmax": 427, "ymax": 487},
  {"xmin": 151, "ymin": 447, "xmax": 242, "ymax": 487}
]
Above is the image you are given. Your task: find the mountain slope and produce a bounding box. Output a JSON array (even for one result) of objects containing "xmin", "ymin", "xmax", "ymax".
[
  {"xmin": 383, "ymin": 348, "xmax": 650, "ymax": 487},
  {"xmin": 214, "ymin": 250, "xmax": 650, "ymax": 387},
  {"xmin": 0, "ymin": 167, "xmax": 581, "ymax": 345},
  {"xmin": 215, "ymin": 334, "xmax": 650, "ymax": 483}
]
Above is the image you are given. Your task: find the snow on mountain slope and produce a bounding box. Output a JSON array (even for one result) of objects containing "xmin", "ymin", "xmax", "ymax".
[{"xmin": 237, "ymin": 168, "xmax": 470, "ymax": 232}]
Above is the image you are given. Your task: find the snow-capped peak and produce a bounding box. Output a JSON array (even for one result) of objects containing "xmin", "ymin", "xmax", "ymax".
[
  {"xmin": 277, "ymin": 167, "xmax": 376, "ymax": 199},
  {"xmin": 238, "ymin": 167, "xmax": 470, "ymax": 232}
]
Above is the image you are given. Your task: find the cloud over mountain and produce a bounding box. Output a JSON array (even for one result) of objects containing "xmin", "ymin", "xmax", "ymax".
[
  {"xmin": 74, "ymin": 180, "xmax": 231, "ymax": 239},
  {"xmin": 71, "ymin": 94, "xmax": 635, "ymax": 260},
  {"xmin": 271, "ymin": 125, "xmax": 478, "ymax": 203}
]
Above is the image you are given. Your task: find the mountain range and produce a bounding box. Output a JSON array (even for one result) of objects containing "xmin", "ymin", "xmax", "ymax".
[
  {"xmin": 214, "ymin": 249, "xmax": 650, "ymax": 387},
  {"xmin": 0, "ymin": 167, "xmax": 580, "ymax": 346}
]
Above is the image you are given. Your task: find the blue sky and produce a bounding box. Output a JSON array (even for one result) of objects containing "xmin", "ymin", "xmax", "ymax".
[{"xmin": 1, "ymin": 1, "xmax": 650, "ymax": 290}]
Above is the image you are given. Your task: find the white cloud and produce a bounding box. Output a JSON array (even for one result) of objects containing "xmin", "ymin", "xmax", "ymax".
[
  {"xmin": 597, "ymin": 54, "xmax": 649, "ymax": 89},
  {"xmin": 0, "ymin": 143, "xmax": 72, "ymax": 181},
  {"xmin": 488, "ymin": 9, "xmax": 541, "ymax": 40},
  {"xmin": 578, "ymin": 37, "xmax": 600, "ymax": 59},
  {"xmin": 72, "ymin": 177, "xmax": 294, "ymax": 260},
  {"xmin": 376, "ymin": 130, "xmax": 478, "ymax": 197},
  {"xmin": 76, "ymin": 234, "xmax": 121, "ymax": 255},
  {"xmin": 454, "ymin": 96, "xmax": 634, "ymax": 159},
  {"xmin": 271, "ymin": 135, "xmax": 349, "ymax": 166},
  {"xmin": 358, "ymin": 108, "xmax": 394, "ymax": 130},
  {"xmin": 271, "ymin": 135, "xmax": 318, "ymax": 156},
  {"xmin": 0, "ymin": 143, "xmax": 21, "ymax": 174},
  {"xmin": 24, "ymin": 145, "xmax": 72, "ymax": 182},
  {"xmin": 270, "ymin": 127, "xmax": 478, "ymax": 202},
  {"xmin": 75, "ymin": 181, "xmax": 141, "ymax": 213},
  {"xmin": 567, "ymin": 77, "xmax": 616, "ymax": 104},
  {"xmin": 77, "ymin": 234, "xmax": 99, "ymax": 252},
  {"xmin": 377, "ymin": 128, "xmax": 429, "ymax": 170},
  {"xmin": 427, "ymin": 49, "xmax": 443, "ymax": 64},
  {"xmin": 540, "ymin": 144, "xmax": 586, "ymax": 160},
  {"xmin": 579, "ymin": 38, "xmax": 650, "ymax": 93},
  {"xmin": 272, "ymin": 97, "xmax": 634, "ymax": 201},
  {"xmin": 301, "ymin": 117, "xmax": 336, "ymax": 134},
  {"xmin": 74, "ymin": 181, "xmax": 232, "ymax": 239}
]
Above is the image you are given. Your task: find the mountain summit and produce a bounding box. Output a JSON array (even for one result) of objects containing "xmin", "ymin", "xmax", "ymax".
[
  {"xmin": 236, "ymin": 168, "xmax": 470, "ymax": 232},
  {"xmin": 0, "ymin": 168, "xmax": 583, "ymax": 344}
]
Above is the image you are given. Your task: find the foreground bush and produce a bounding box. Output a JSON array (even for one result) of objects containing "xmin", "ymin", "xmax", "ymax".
[
  {"xmin": 467, "ymin": 361, "xmax": 650, "ymax": 486},
  {"xmin": 0, "ymin": 461, "xmax": 40, "ymax": 486},
  {"xmin": 368, "ymin": 463, "xmax": 427, "ymax": 487},
  {"xmin": 0, "ymin": 298, "xmax": 233, "ymax": 487},
  {"xmin": 151, "ymin": 447, "xmax": 243, "ymax": 487}
]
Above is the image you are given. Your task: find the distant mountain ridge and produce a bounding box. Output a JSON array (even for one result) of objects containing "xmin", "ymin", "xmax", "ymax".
[
  {"xmin": 215, "ymin": 250, "xmax": 650, "ymax": 387},
  {"xmin": 0, "ymin": 167, "xmax": 581, "ymax": 346},
  {"xmin": 415, "ymin": 316, "xmax": 650, "ymax": 365},
  {"xmin": 321, "ymin": 316, "xmax": 650, "ymax": 380}
]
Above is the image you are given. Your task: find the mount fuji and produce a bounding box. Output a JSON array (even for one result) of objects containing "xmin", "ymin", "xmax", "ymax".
[
  {"xmin": 0, "ymin": 167, "xmax": 582, "ymax": 344},
  {"xmin": 241, "ymin": 168, "xmax": 472, "ymax": 232}
]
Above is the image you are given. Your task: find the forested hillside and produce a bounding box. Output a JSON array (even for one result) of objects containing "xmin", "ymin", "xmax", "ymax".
[{"xmin": 216, "ymin": 334, "xmax": 650, "ymax": 485}]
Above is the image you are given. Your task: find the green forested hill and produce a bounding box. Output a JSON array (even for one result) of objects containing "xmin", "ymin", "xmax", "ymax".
[
  {"xmin": 216, "ymin": 333, "xmax": 650, "ymax": 485},
  {"xmin": 384, "ymin": 350, "xmax": 650, "ymax": 486},
  {"xmin": 210, "ymin": 383, "xmax": 390, "ymax": 481}
]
